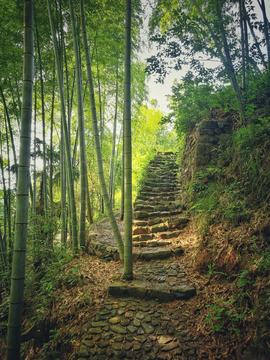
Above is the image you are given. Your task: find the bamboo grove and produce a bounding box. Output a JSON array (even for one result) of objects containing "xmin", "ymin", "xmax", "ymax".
[{"xmin": 1, "ymin": 0, "xmax": 269, "ymax": 357}]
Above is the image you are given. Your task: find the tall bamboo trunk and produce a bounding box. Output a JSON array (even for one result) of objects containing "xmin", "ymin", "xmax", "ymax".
[
  {"xmin": 80, "ymin": 0, "xmax": 124, "ymax": 260},
  {"xmin": 6, "ymin": 0, "xmax": 34, "ymax": 357},
  {"xmin": 123, "ymin": 0, "xmax": 133, "ymax": 280},
  {"xmin": 35, "ymin": 16, "xmax": 48, "ymax": 214},
  {"xmin": 239, "ymin": 0, "xmax": 246, "ymax": 90},
  {"xmin": 47, "ymin": 0, "xmax": 78, "ymax": 252},
  {"xmin": 0, "ymin": 84, "xmax": 18, "ymax": 184},
  {"xmin": 109, "ymin": 69, "xmax": 119, "ymax": 204},
  {"xmin": 4, "ymin": 115, "xmax": 12, "ymax": 256},
  {"xmin": 50, "ymin": 63, "xmax": 55, "ymax": 208},
  {"xmin": 69, "ymin": 0, "xmax": 87, "ymax": 248}
]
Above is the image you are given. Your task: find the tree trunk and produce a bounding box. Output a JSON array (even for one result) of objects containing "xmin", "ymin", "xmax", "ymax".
[
  {"xmin": 47, "ymin": 0, "xmax": 78, "ymax": 252},
  {"xmin": 6, "ymin": 0, "xmax": 34, "ymax": 357},
  {"xmin": 69, "ymin": 0, "xmax": 87, "ymax": 248},
  {"xmin": 50, "ymin": 62, "xmax": 55, "ymax": 208},
  {"xmin": 35, "ymin": 15, "xmax": 48, "ymax": 214},
  {"xmin": 123, "ymin": 0, "xmax": 133, "ymax": 280},
  {"xmin": 0, "ymin": 84, "xmax": 18, "ymax": 184},
  {"xmin": 109, "ymin": 68, "xmax": 119, "ymax": 204},
  {"xmin": 239, "ymin": 0, "xmax": 246, "ymax": 91},
  {"xmin": 80, "ymin": 0, "xmax": 124, "ymax": 260}
]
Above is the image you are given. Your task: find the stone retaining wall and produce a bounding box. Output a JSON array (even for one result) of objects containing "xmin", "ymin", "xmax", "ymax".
[{"xmin": 180, "ymin": 118, "xmax": 233, "ymax": 187}]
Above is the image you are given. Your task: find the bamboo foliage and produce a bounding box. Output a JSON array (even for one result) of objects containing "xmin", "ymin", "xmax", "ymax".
[
  {"xmin": 6, "ymin": 0, "xmax": 34, "ymax": 357},
  {"xmin": 80, "ymin": 0, "xmax": 124, "ymax": 260}
]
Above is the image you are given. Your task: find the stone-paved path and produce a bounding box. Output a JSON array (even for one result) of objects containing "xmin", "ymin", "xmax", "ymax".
[
  {"xmin": 78, "ymin": 295, "xmax": 198, "ymax": 360},
  {"xmin": 79, "ymin": 153, "xmax": 199, "ymax": 359}
]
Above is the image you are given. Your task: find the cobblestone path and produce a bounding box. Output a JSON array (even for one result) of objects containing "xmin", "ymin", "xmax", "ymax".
[{"xmin": 78, "ymin": 153, "xmax": 199, "ymax": 359}]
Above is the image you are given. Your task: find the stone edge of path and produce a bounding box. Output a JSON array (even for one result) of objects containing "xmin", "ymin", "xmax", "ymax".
[{"xmin": 86, "ymin": 236, "xmax": 184, "ymax": 263}]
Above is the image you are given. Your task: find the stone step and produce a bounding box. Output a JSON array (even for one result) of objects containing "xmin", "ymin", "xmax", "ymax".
[
  {"xmin": 140, "ymin": 191, "xmax": 179, "ymax": 197},
  {"xmin": 133, "ymin": 239, "xmax": 172, "ymax": 247},
  {"xmin": 146, "ymin": 174, "xmax": 177, "ymax": 180},
  {"xmin": 109, "ymin": 257, "xmax": 196, "ymax": 301},
  {"xmin": 157, "ymin": 230, "xmax": 183, "ymax": 239},
  {"xmin": 133, "ymin": 234, "xmax": 154, "ymax": 242}
]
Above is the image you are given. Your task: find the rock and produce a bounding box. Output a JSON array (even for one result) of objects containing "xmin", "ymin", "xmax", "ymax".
[
  {"xmin": 137, "ymin": 335, "xmax": 147, "ymax": 343},
  {"xmin": 88, "ymin": 232, "xmax": 98, "ymax": 241},
  {"xmin": 109, "ymin": 281, "xmax": 128, "ymax": 297},
  {"xmin": 199, "ymin": 120, "xmax": 217, "ymax": 129},
  {"xmin": 132, "ymin": 250, "xmax": 142, "ymax": 260},
  {"xmin": 88, "ymin": 327, "xmax": 102, "ymax": 334},
  {"xmin": 133, "ymin": 319, "xmax": 141, "ymax": 327},
  {"xmin": 134, "ymin": 211, "xmax": 148, "ymax": 220},
  {"xmin": 148, "ymin": 284, "xmax": 174, "ymax": 301},
  {"xmin": 91, "ymin": 321, "xmax": 108, "ymax": 327},
  {"xmin": 133, "ymin": 220, "xmax": 148, "ymax": 226},
  {"xmin": 127, "ymin": 281, "xmax": 147, "ymax": 298},
  {"xmin": 101, "ymin": 332, "xmax": 113, "ymax": 340},
  {"xmin": 158, "ymin": 336, "xmax": 174, "ymax": 345},
  {"xmin": 97, "ymin": 340, "xmax": 110, "ymax": 348},
  {"xmin": 133, "ymin": 342, "xmax": 141, "ymax": 351},
  {"xmin": 157, "ymin": 240, "xmax": 171, "ymax": 246},
  {"xmin": 198, "ymin": 134, "xmax": 219, "ymax": 144},
  {"xmin": 125, "ymin": 311, "xmax": 134, "ymax": 318},
  {"xmin": 121, "ymin": 318, "xmax": 130, "ymax": 326},
  {"xmin": 81, "ymin": 322, "xmax": 91, "ymax": 334},
  {"xmin": 112, "ymin": 343, "xmax": 122, "ymax": 350},
  {"xmin": 127, "ymin": 325, "xmax": 137, "ymax": 334},
  {"xmin": 148, "ymin": 217, "xmax": 161, "ymax": 225},
  {"xmin": 174, "ymin": 246, "xmax": 184, "ymax": 255},
  {"xmin": 167, "ymin": 269, "xmax": 177, "ymax": 276},
  {"xmin": 172, "ymin": 285, "xmax": 196, "ymax": 299},
  {"xmin": 109, "ymin": 325, "xmax": 128, "ymax": 334},
  {"xmin": 151, "ymin": 223, "xmax": 166, "ymax": 233},
  {"xmin": 148, "ymin": 240, "xmax": 158, "ymax": 247},
  {"xmin": 142, "ymin": 323, "xmax": 155, "ymax": 334},
  {"xmin": 133, "ymin": 234, "xmax": 153, "ymax": 241},
  {"xmin": 78, "ymin": 344, "xmax": 89, "ymax": 357},
  {"xmin": 133, "ymin": 226, "xmax": 148, "ymax": 235},
  {"xmin": 109, "ymin": 316, "xmax": 121, "ymax": 324},
  {"xmin": 106, "ymin": 347, "xmax": 115, "ymax": 357},
  {"xmin": 136, "ymin": 312, "xmax": 145, "ymax": 320},
  {"xmin": 159, "ymin": 230, "xmax": 182, "ymax": 239},
  {"xmin": 161, "ymin": 342, "xmax": 179, "ymax": 351},
  {"xmin": 141, "ymin": 248, "xmax": 172, "ymax": 261}
]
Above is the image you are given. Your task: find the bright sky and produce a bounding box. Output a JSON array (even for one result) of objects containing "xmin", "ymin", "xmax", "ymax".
[{"xmin": 138, "ymin": 0, "xmax": 270, "ymax": 114}]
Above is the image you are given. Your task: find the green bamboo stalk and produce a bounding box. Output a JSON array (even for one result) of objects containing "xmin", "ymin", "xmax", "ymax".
[
  {"xmin": 109, "ymin": 69, "xmax": 119, "ymax": 204},
  {"xmin": 35, "ymin": 15, "xmax": 48, "ymax": 213},
  {"xmin": 47, "ymin": 0, "xmax": 78, "ymax": 252},
  {"xmin": 6, "ymin": 0, "xmax": 34, "ymax": 357},
  {"xmin": 123, "ymin": 0, "xmax": 133, "ymax": 280},
  {"xmin": 69, "ymin": 0, "xmax": 87, "ymax": 248},
  {"xmin": 80, "ymin": 0, "xmax": 124, "ymax": 260},
  {"xmin": 0, "ymin": 84, "xmax": 18, "ymax": 184}
]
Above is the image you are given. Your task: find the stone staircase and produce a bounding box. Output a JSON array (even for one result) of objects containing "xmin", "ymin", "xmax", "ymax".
[
  {"xmin": 108, "ymin": 152, "xmax": 196, "ymax": 302},
  {"xmin": 78, "ymin": 152, "xmax": 198, "ymax": 360},
  {"xmin": 131, "ymin": 152, "xmax": 189, "ymax": 258}
]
